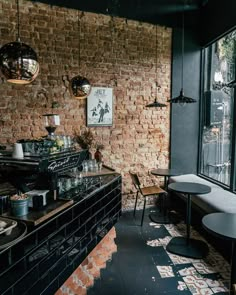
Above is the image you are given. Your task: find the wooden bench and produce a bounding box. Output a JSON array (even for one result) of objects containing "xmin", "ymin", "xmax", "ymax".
[{"xmin": 169, "ymin": 174, "xmax": 236, "ymax": 214}]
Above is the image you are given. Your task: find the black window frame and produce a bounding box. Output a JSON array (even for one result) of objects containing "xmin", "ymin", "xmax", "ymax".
[{"xmin": 198, "ymin": 29, "xmax": 236, "ymax": 192}]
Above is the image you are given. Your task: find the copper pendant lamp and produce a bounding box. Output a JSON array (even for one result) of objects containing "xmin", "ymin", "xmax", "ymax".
[
  {"xmin": 70, "ymin": 12, "xmax": 91, "ymax": 99},
  {"xmin": 168, "ymin": 2, "xmax": 196, "ymax": 105},
  {"xmin": 0, "ymin": 0, "xmax": 39, "ymax": 84},
  {"xmin": 70, "ymin": 75, "xmax": 91, "ymax": 99},
  {"xmin": 146, "ymin": 26, "xmax": 166, "ymax": 108}
]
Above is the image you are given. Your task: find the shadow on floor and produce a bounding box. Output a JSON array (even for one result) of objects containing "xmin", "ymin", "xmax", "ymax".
[{"xmin": 88, "ymin": 207, "xmax": 230, "ymax": 295}]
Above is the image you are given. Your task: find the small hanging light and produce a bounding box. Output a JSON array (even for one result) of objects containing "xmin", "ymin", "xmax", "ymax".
[
  {"xmin": 168, "ymin": 2, "xmax": 196, "ymax": 105},
  {"xmin": 169, "ymin": 89, "xmax": 196, "ymax": 104},
  {"xmin": 146, "ymin": 86, "xmax": 167, "ymax": 107},
  {"xmin": 70, "ymin": 12, "xmax": 91, "ymax": 99},
  {"xmin": 146, "ymin": 26, "xmax": 166, "ymax": 108},
  {"xmin": 0, "ymin": 0, "xmax": 39, "ymax": 84},
  {"xmin": 146, "ymin": 99, "xmax": 167, "ymax": 107}
]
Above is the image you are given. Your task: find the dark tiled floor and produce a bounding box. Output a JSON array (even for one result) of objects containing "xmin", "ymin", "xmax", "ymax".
[{"xmin": 88, "ymin": 207, "xmax": 230, "ymax": 295}]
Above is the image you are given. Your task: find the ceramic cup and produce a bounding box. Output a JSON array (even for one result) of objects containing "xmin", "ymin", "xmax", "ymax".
[
  {"xmin": 12, "ymin": 143, "xmax": 24, "ymax": 159},
  {"xmin": 10, "ymin": 197, "xmax": 28, "ymax": 216}
]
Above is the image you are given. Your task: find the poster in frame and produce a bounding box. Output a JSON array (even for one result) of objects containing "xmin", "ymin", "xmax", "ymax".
[{"xmin": 87, "ymin": 87, "xmax": 113, "ymax": 127}]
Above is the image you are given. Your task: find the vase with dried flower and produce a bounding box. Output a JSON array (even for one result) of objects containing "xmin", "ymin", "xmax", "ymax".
[{"xmin": 74, "ymin": 127, "xmax": 94, "ymax": 159}]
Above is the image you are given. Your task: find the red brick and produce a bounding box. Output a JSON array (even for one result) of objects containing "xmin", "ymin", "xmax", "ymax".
[{"xmin": 0, "ymin": 0, "xmax": 171, "ymax": 209}]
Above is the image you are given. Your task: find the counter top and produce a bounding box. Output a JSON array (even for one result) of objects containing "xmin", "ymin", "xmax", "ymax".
[{"xmin": 2, "ymin": 199, "xmax": 73, "ymax": 226}]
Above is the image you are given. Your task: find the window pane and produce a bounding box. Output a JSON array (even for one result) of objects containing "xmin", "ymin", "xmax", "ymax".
[{"xmin": 200, "ymin": 31, "xmax": 235, "ymax": 186}]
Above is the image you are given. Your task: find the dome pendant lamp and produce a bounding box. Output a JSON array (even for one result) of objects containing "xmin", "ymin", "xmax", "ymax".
[
  {"xmin": 0, "ymin": 0, "xmax": 39, "ymax": 84},
  {"xmin": 70, "ymin": 75, "xmax": 91, "ymax": 99},
  {"xmin": 168, "ymin": 2, "xmax": 196, "ymax": 105},
  {"xmin": 146, "ymin": 26, "xmax": 166, "ymax": 108},
  {"xmin": 70, "ymin": 12, "xmax": 91, "ymax": 99}
]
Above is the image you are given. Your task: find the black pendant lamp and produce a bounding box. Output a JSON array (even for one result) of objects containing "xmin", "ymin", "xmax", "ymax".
[
  {"xmin": 0, "ymin": 0, "xmax": 39, "ymax": 84},
  {"xmin": 70, "ymin": 12, "xmax": 91, "ymax": 99},
  {"xmin": 146, "ymin": 26, "xmax": 166, "ymax": 108},
  {"xmin": 168, "ymin": 3, "xmax": 196, "ymax": 105},
  {"xmin": 146, "ymin": 98, "xmax": 167, "ymax": 108}
]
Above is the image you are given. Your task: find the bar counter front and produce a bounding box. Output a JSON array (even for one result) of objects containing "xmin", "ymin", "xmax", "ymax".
[{"xmin": 0, "ymin": 149, "xmax": 122, "ymax": 295}]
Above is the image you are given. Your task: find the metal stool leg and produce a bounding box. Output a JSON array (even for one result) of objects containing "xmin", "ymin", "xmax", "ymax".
[
  {"xmin": 141, "ymin": 197, "xmax": 146, "ymax": 226},
  {"xmin": 133, "ymin": 191, "xmax": 139, "ymax": 217}
]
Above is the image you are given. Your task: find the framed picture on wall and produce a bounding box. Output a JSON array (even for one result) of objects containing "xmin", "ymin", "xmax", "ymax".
[{"xmin": 87, "ymin": 87, "xmax": 113, "ymax": 127}]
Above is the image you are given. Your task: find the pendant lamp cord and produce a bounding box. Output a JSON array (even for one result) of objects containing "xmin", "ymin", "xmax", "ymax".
[
  {"xmin": 110, "ymin": 16, "xmax": 117, "ymax": 85},
  {"xmin": 155, "ymin": 25, "xmax": 161, "ymax": 99},
  {"xmin": 181, "ymin": 4, "xmax": 185, "ymax": 91},
  {"xmin": 78, "ymin": 12, "xmax": 81, "ymax": 72},
  {"xmin": 16, "ymin": 0, "xmax": 20, "ymax": 41},
  {"xmin": 111, "ymin": 16, "xmax": 114, "ymax": 57},
  {"xmin": 111, "ymin": 16, "xmax": 115, "ymax": 73},
  {"xmin": 155, "ymin": 25, "xmax": 158, "ymax": 98},
  {"xmin": 78, "ymin": 12, "xmax": 84, "ymax": 72}
]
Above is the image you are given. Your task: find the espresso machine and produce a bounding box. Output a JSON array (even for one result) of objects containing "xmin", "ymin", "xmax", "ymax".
[
  {"xmin": 0, "ymin": 111, "xmax": 90, "ymax": 211},
  {"xmin": 0, "ymin": 148, "xmax": 89, "ymax": 205}
]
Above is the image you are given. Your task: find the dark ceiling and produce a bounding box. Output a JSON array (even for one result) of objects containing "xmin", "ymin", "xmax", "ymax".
[{"xmin": 32, "ymin": 0, "xmax": 209, "ymax": 28}]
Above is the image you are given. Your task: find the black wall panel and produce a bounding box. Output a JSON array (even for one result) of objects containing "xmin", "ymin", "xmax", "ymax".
[{"xmin": 170, "ymin": 28, "xmax": 201, "ymax": 174}]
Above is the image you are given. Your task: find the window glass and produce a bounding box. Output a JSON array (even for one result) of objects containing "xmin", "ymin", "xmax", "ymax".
[{"xmin": 200, "ymin": 31, "xmax": 235, "ymax": 186}]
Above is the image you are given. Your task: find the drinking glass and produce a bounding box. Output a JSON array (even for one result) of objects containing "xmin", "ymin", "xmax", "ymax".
[{"xmin": 82, "ymin": 161, "xmax": 88, "ymax": 172}]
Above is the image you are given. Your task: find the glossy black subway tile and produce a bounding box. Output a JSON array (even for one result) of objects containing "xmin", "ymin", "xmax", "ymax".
[{"xmin": 0, "ymin": 175, "xmax": 122, "ymax": 294}]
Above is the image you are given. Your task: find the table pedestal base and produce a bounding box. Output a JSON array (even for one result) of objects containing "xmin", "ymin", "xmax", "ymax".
[{"xmin": 166, "ymin": 237, "xmax": 209, "ymax": 259}]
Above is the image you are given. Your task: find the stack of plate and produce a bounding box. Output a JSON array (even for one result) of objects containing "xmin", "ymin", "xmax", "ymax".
[{"xmin": 0, "ymin": 217, "xmax": 27, "ymax": 250}]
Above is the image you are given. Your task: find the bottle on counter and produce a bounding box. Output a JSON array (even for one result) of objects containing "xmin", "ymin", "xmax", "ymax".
[{"xmin": 94, "ymin": 148, "xmax": 102, "ymax": 163}]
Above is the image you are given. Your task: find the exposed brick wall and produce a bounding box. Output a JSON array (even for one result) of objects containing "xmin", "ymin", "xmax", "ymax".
[
  {"xmin": 55, "ymin": 227, "xmax": 117, "ymax": 295},
  {"xmin": 0, "ymin": 0, "xmax": 172, "ymax": 209}
]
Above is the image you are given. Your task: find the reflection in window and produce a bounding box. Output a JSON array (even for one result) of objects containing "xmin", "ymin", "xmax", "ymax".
[{"xmin": 200, "ymin": 30, "xmax": 235, "ymax": 186}]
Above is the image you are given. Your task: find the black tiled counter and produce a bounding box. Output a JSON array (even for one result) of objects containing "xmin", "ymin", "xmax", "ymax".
[{"xmin": 0, "ymin": 174, "xmax": 122, "ymax": 295}]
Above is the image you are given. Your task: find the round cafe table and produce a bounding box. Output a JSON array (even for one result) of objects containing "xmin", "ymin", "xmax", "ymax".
[
  {"xmin": 151, "ymin": 168, "xmax": 180, "ymax": 191},
  {"xmin": 166, "ymin": 182, "xmax": 211, "ymax": 259},
  {"xmin": 202, "ymin": 213, "xmax": 236, "ymax": 294},
  {"xmin": 149, "ymin": 168, "xmax": 180, "ymax": 224}
]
